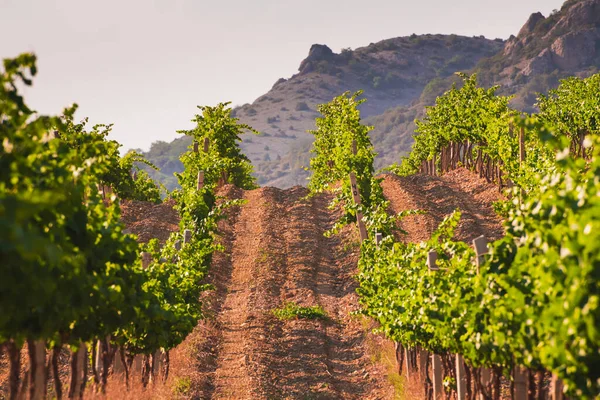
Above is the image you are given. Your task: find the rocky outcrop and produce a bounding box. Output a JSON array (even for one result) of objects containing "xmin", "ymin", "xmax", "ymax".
[
  {"xmin": 503, "ymin": 35, "xmax": 521, "ymax": 56},
  {"xmin": 272, "ymin": 77, "xmax": 287, "ymax": 89},
  {"xmin": 143, "ymin": 0, "xmax": 600, "ymax": 190},
  {"xmin": 550, "ymin": 28, "xmax": 599, "ymax": 69},
  {"xmin": 522, "ymin": 48, "xmax": 555, "ymax": 76},
  {"xmin": 518, "ymin": 12, "xmax": 546, "ymax": 37},
  {"xmin": 506, "ymin": 0, "xmax": 600, "ymax": 77},
  {"xmin": 298, "ymin": 44, "xmax": 338, "ymax": 74},
  {"xmin": 545, "ymin": 0, "xmax": 600, "ymax": 39}
]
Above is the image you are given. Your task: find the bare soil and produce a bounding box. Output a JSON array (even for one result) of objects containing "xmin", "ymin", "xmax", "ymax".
[
  {"xmin": 185, "ymin": 185, "xmax": 394, "ymax": 399},
  {"xmin": 119, "ymin": 198, "xmax": 180, "ymax": 244},
  {"xmin": 380, "ymin": 168, "xmax": 504, "ymax": 244},
  {"xmin": 0, "ymin": 169, "xmax": 505, "ymax": 400}
]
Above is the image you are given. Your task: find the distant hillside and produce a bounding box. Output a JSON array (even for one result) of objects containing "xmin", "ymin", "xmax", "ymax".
[
  {"xmin": 141, "ymin": 0, "xmax": 600, "ymax": 189},
  {"xmin": 367, "ymin": 0, "xmax": 600, "ymax": 171},
  {"xmin": 233, "ymin": 34, "xmax": 503, "ymax": 187}
]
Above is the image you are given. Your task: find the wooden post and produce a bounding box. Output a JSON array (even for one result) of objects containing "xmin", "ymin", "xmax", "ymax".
[
  {"xmin": 69, "ymin": 344, "xmax": 85, "ymax": 399},
  {"xmin": 183, "ymin": 229, "xmax": 192, "ymax": 244},
  {"xmin": 172, "ymin": 240, "xmax": 182, "ymax": 263},
  {"xmin": 426, "ymin": 250, "xmax": 442, "ymax": 398},
  {"xmin": 193, "ymin": 141, "xmax": 199, "ymax": 153},
  {"xmin": 221, "ymin": 171, "xmax": 228, "ymax": 186},
  {"xmin": 432, "ymin": 354, "xmax": 443, "ymax": 399},
  {"xmin": 519, "ymin": 127, "xmax": 526, "ymax": 163},
  {"xmin": 519, "ymin": 127, "xmax": 526, "ymax": 199},
  {"xmin": 427, "ymin": 250, "xmax": 439, "ymax": 271},
  {"xmin": 349, "ymin": 172, "xmax": 368, "ymax": 241},
  {"xmin": 418, "ymin": 347, "xmax": 428, "ymax": 380},
  {"xmin": 478, "ymin": 368, "xmax": 491, "ymax": 400},
  {"xmin": 352, "ymin": 139, "xmax": 357, "ymax": 155},
  {"xmin": 30, "ymin": 340, "xmax": 46, "ymax": 400},
  {"xmin": 197, "ymin": 171, "xmax": 205, "ymax": 191},
  {"xmin": 550, "ymin": 374, "xmax": 564, "ymax": 400},
  {"xmin": 203, "ymin": 137, "xmax": 209, "ymax": 152},
  {"xmin": 456, "ymin": 354, "xmax": 467, "ymax": 400},
  {"xmin": 405, "ymin": 346, "xmax": 412, "ymax": 378},
  {"xmin": 151, "ymin": 351, "xmax": 163, "ymax": 384},
  {"xmin": 94, "ymin": 340, "xmax": 102, "ymax": 385},
  {"xmin": 77, "ymin": 343, "xmax": 86, "ymax": 393},
  {"xmin": 375, "ymin": 232, "xmax": 382, "ymax": 248},
  {"xmin": 113, "ymin": 352, "xmax": 124, "ymax": 375},
  {"xmin": 472, "ymin": 236, "xmax": 488, "ymax": 274},
  {"xmin": 349, "ymin": 173, "xmax": 361, "ymax": 202},
  {"xmin": 472, "ymin": 236, "xmax": 492, "ymax": 397},
  {"xmin": 513, "ymin": 366, "xmax": 528, "ymax": 400},
  {"xmin": 141, "ymin": 252, "xmax": 152, "ymax": 269},
  {"xmin": 355, "ymin": 213, "xmax": 368, "ymax": 242}
]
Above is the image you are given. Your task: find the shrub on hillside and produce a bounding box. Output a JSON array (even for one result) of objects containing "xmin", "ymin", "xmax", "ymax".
[{"xmin": 295, "ymin": 101, "xmax": 310, "ymax": 111}]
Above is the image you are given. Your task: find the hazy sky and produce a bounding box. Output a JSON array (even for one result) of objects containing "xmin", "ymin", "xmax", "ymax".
[{"xmin": 1, "ymin": 0, "xmax": 565, "ymax": 151}]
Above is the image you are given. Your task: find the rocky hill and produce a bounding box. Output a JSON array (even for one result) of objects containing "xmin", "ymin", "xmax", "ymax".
[
  {"xmin": 142, "ymin": 0, "xmax": 600, "ymax": 190},
  {"xmin": 477, "ymin": 0, "xmax": 600, "ymax": 110}
]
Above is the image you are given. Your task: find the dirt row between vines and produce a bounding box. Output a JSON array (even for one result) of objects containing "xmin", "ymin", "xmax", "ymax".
[
  {"xmin": 0, "ymin": 169, "xmax": 503, "ymax": 400},
  {"xmin": 180, "ymin": 168, "xmax": 504, "ymax": 400},
  {"xmin": 378, "ymin": 168, "xmax": 505, "ymax": 400},
  {"xmin": 181, "ymin": 184, "xmax": 395, "ymax": 399},
  {"xmin": 380, "ymin": 168, "xmax": 504, "ymax": 244}
]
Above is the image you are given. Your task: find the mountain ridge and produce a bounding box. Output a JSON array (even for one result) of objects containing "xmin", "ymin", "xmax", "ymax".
[{"xmin": 141, "ymin": 0, "xmax": 600, "ymax": 190}]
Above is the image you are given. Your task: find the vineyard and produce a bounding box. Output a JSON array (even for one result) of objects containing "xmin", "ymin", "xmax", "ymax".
[{"xmin": 1, "ymin": 51, "xmax": 599, "ymax": 400}]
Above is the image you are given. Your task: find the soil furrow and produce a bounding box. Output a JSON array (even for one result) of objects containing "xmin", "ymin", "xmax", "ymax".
[
  {"xmin": 381, "ymin": 169, "xmax": 504, "ymax": 243},
  {"xmin": 256, "ymin": 189, "xmax": 394, "ymax": 399},
  {"xmin": 265, "ymin": 188, "xmax": 336, "ymax": 399},
  {"xmin": 211, "ymin": 188, "xmax": 285, "ymax": 399},
  {"xmin": 313, "ymin": 194, "xmax": 392, "ymax": 400}
]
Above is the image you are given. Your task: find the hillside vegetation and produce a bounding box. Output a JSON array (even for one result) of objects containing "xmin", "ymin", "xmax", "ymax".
[
  {"xmin": 140, "ymin": 0, "xmax": 600, "ymax": 190},
  {"xmin": 2, "ymin": 10, "xmax": 600, "ymax": 396}
]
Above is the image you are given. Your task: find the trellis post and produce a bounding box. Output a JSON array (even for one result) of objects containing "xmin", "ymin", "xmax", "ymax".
[
  {"xmin": 513, "ymin": 365, "xmax": 528, "ymax": 400},
  {"xmin": 427, "ymin": 250, "xmax": 443, "ymax": 398},
  {"xmin": 141, "ymin": 252, "xmax": 152, "ymax": 269},
  {"xmin": 519, "ymin": 127, "xmax": 526, "ymax": 198},
  {"xmin": 375, "ymin": 232, "xmax": 382, "ymax": 248},
  {"xmin": 427, "ymin": 250, "xmax": 439, "ymax": 271},
  {"xmin": 349, "ymin": 172, "xmax": 368, "ymax": 241},
  {"xmin": 197, "ymin": 171, "xmax": 205, "ymax": 191},
  {"xmin": 472, "ymin": 235, "xmax": 488, "ymax": 274},
  {"xmin": 432, "ymin": 354, "xmax": 443, "ymax": 399},
  {"xmin": 472, "ymin": 236, "xmax": 493, "ymax": 398},
  {"xmin": 184, "ymin": 229, "xmax": 192, "ymax": 244},
  {"xmin": 550, "ymin": 374, "xmax": 565, "ymax": 400},
  {"xmin": 456, "ymin": 355, "xmax": 467, "ymax": 400}
]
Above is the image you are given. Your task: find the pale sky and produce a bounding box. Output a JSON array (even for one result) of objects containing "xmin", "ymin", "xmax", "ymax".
[{"xmin": 1, "ymin": 0, "xmax": 565, "ymax": 151}]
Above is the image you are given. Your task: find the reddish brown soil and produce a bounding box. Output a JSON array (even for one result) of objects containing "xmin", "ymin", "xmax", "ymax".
[
  {"xmin": 0, "ymin": 169, "xmax": 505, "ymax": 400},
  {"xmin": 378, "ymin": 168, "xmax": 505, "ymax": 400},
  {"xmin": 380, "ymin": 168, "xmax": 504, "ymax": 244},
  {"xmin": 185, "ymin": 185, "xmax": 394, "ymax": 399},
  {"xmin": 119, "ymin": 198, "xmax": 180, "ymax": 244}
]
